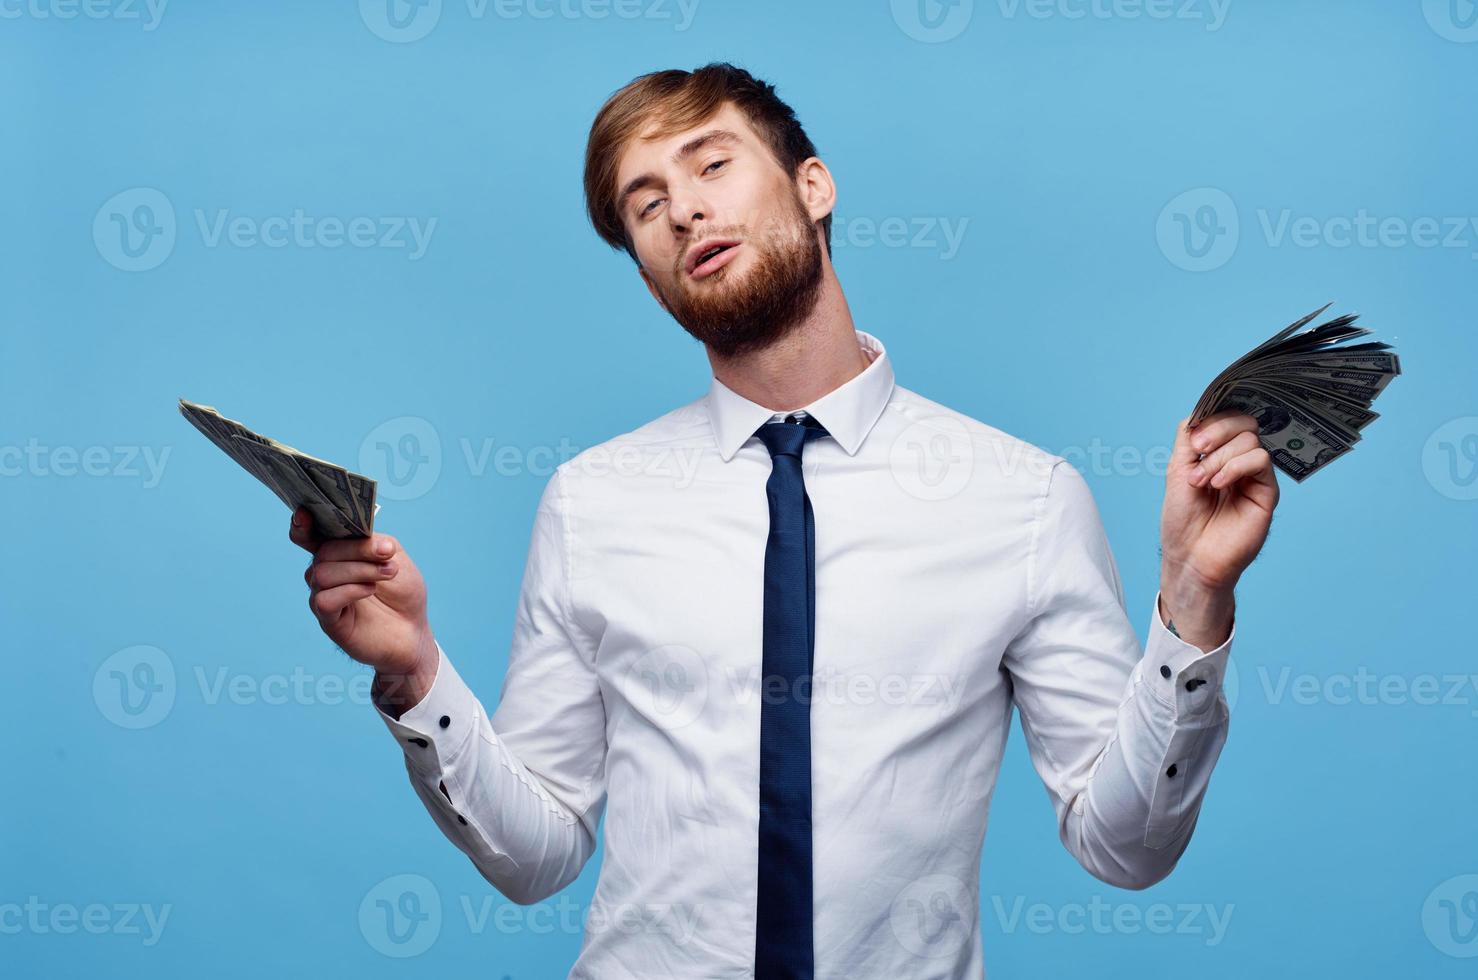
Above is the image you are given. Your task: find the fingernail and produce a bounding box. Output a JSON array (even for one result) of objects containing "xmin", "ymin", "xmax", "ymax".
[
  {"xmin": 375, "ymin": 539, "xmax": 392, "ymax": 556},
  {"xmin": 380, "ymin": 561, "xmax": 396, "ymax": 576}
]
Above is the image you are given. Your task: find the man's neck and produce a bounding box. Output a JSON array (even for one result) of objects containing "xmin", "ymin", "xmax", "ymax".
[{"xmin": 706, "ymin": 272, "xmax": 871, "ymax": 413}]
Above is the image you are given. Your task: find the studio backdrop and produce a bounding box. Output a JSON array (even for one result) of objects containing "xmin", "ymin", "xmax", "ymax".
[{"xmin": 4, "ymin": 1, "xmax": 1475, "ymax": 977}]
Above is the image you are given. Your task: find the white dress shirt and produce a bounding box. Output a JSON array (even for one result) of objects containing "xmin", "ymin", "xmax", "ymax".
[{"xmin": 376, "ymin": 329, "xmax": 1234, "ymax": 979}]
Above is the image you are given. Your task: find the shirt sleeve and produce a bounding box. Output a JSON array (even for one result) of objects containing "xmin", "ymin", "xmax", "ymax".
[
  {"xmin": 374, "ymin": 464, "xmax": 608, "ymax": 905},
  {"xmin": 1000, "ymin": 458, "xmax": 1233, "ymax": 890}
]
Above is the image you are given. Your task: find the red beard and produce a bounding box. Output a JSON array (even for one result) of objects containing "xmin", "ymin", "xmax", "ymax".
[{"xmin": 653, "ymin": 189, "xmax": 825, "ymax": 360}]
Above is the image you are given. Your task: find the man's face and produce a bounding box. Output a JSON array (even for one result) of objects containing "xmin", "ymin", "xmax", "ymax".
[{"xmin": 614, "ymin": 102, "xmax": 830, "ymax": 359}]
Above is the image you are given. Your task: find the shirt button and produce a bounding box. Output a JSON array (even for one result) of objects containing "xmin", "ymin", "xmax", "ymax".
[
  {"xmin": 1166, "ymin": 763, "xmax": 1178, "ymax": 778},
  {"xmin": 408, "ymin": 737, "xmax": 428, "ymax": 748},
  {"xmin": 457, "ymin": 815, "xmax": 468, "ymax": 826},
  {"xmin": 439, "ymin": 715, "xmax": 451, "ymax": 729},
  {"xmin": 1159, "ymin": 665, "xmax": 1172, "ymax": 679},
  {"xmin": 1185, "ymin": 678, "xmax": 1206, "ymax": 691}
]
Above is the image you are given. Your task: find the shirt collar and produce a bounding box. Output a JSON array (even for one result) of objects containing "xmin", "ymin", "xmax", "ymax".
[{"xmin": 704, "ymin": 329, "xmax": 896, "ymax": 462}]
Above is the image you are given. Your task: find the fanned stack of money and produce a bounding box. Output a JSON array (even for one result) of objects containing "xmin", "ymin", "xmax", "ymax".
[
  {"xmin": 1188, "ymin": 303, "xmax": 1401, "ymax": 482},
  {"xmin": 178, "ymin": 398, "xmax": 378, "ymax": 538}
]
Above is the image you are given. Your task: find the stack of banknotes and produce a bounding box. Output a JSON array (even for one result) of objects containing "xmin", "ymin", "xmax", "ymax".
[
  {"xmin": 1189, "ymin": 303, "xmax": 1401, "ymax": 482},
  {"xmin": 178, "ymin": 398, "xmax": 378, "ymax": 538}
]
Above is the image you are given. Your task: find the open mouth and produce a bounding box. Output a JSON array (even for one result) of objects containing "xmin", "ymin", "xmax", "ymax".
[{"xmin": 687, "ymin": 240, "xmax": 742, "ymax": 280}]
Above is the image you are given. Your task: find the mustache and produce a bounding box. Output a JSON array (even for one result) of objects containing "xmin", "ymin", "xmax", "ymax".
[{"xmin": 675, "ymin": 227, "xmax": 747, "ymax": 275}]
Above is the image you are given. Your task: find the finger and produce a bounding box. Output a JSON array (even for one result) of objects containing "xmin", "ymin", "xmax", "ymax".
[
  {"xmin": 306, "ymin": 558, "xmax": 397, "ymax": 590},
  {"xmin": 1188, "ymin": 408, "xmax": 1252, "ymax": 432},
  {"xmin": 1209, "ymin": 445, "xmax": 1275, "ymax": 491},
  {"xmin": 1188, "ymin": 412, "xmax": 1259, "ymax": 457},
  {"xmin": 314, "ymin": 532, "xmax": 398, "ymax": 564},
  {"xmin": 1170, "ymin": 415, "xmax": 1201, "ymax": 467},
  {"xmin": 1239, "ymin": 447, "xmax": 1280, "ymax": 508},
  {"xmin": 288, "ymin": 506, "xmax": 323, "ymax": 554},
  {"xmin": 309, "ymin": 581, "xmax": 377, "ymax": 620},
  {"xmin": 1192, "ymin": 430, "xmax": 1260, "ymax": 487}
]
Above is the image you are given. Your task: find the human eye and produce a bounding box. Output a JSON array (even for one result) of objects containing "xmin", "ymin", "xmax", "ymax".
[
  {"xmin": 702, "ymin": 158, "xmax": 729, "ymax": 175},
  {"xmin": 638, "ymin": 197, "xmax": 665, "ymax": 219}
]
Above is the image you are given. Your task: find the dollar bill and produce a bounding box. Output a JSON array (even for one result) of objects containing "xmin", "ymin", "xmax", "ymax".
[
  {"xmin": 178, "ymin": 398, "xmax": 378, "ymax": 539},
  {"xmin": 1188, "ymin": 304, "xmax": 1400, "ymax": 481}
]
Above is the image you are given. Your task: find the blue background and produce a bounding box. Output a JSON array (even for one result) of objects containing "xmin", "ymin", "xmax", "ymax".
[{"xmin": 5, "ymin": 0, "xmax": 1475, "ymax": 976}]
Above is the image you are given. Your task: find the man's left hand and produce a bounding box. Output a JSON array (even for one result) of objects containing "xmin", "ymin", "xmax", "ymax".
[{"xmin": 1158, "ymin": 410, "xmax": 1280, "ymax": 648}]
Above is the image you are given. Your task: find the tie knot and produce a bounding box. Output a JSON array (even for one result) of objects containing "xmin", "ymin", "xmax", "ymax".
[{"xmin": 754, "ymin": 414, "xmax": 829, "ymax": 459}]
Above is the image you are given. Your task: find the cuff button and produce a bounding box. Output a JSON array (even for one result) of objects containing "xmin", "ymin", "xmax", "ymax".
[
  {"xmin": 1185, "ymin": 678, "xmax": 1206, "ymax": 691},
  {"xmin": 457, "ymin": 815, "xmax": 468, "ymax": 825},
  {"xmin": 1166, "ymin": 763, "xmax": 1178, "ymax": 778},
  {"xmin": 439, "ymin": 715, "xmax": 451, "ymax": 729},
  {"xmin": 1159, "ymin": 665, "xmax": 1172, "ymax": 679},
  {"xmin": 408, "ymin": 737, "xmax": 429, "ymax": 748}
]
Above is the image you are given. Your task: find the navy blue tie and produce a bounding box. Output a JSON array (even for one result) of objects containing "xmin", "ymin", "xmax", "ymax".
[{"xmin": 753, "ymin": 413, "xmax": 828, "ymax": 980}]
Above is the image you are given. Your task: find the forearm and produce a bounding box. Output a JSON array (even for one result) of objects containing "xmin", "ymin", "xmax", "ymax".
[
  {"xmin": 1158, "ymin": 560, "xmax": 1236, "ymax": 653},
  {"xmin": 375, "ymin": 641, "xmax": 599, "ymax": 905},
  {"xmin": 1060, "ymin": 597, "xmax": 1233, "ymax": 889},
  {"xmin": 371, "ymin": 629, "xmax": 441, "ymax": 719},
  {"xmin": 1062, "ymin": 654, "xmax": 1230, "ymax": 889}
]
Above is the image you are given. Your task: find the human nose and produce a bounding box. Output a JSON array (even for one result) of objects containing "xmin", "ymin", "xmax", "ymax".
[{"xmin": 665, "ymin": 179, "xmax": 711, "ymax": 233}]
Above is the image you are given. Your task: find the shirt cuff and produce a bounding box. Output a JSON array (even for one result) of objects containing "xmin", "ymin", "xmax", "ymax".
[
  {"xmin": 1141, "ymin": 589, "xmax": 1234, "ymax": 722},
  {"xmin": 375, "ymin": 640, "xmax": 479, "ymax": 779}
]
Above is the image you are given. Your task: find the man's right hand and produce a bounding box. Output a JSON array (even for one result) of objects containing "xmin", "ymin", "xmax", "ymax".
[{"xmin": 289, "ymin": 506, "xmax": 438, "ymax": 714}]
